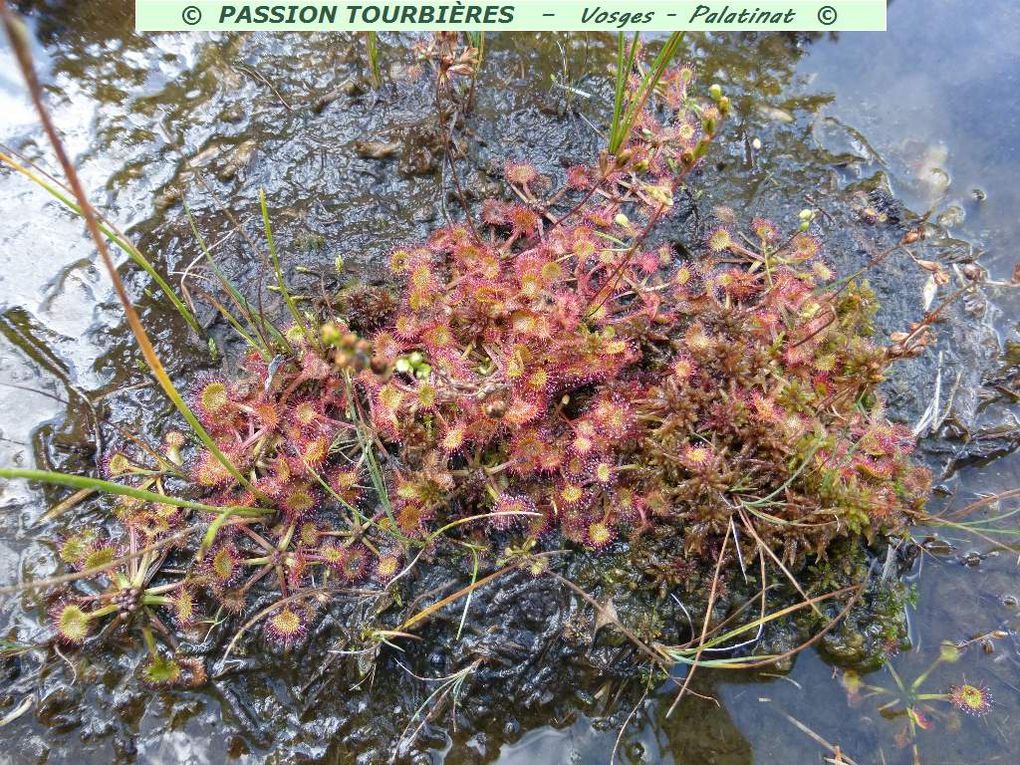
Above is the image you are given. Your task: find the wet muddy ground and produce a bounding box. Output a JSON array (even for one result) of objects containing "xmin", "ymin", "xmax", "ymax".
[{"xmin": 1, "ymin": 1, "xmax": 1019, "ymax": 762}]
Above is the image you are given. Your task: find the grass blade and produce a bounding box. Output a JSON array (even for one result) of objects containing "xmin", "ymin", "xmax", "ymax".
[
  {"xmin": 183, "ymin": 202, "xmax": 278, "ymax": 357},
  {"xmin": 36, "ymin": 486, "xmax": 94, "ymax": 525},
  {"xmin": 365, "ymin": 32, "xmax": 381, "ymax": 87},
  {"xmin": 608, "ymin": 32, "xmax": 684, "ymax": 155},
  {"xmin": 398, "ymin": 565, "xmax": 514, "ymax": 632},
  {"xmin": 259, "ymin": 188, "xmax": 311, "ymax": 344},
  {"xmin": 609, "ymin": 33, "xmax": 640, "ymax": 153},
  {"xmin": 0, "ymin": 467, "xmax": 269, "ymax": 517}
]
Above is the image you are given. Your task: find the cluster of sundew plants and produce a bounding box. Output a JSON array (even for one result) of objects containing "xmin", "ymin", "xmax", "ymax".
[
  {"xmin": 36, "ymin": 48, "xmax": 725, "ymax": 660},
  {"xmin": 358, "ymin": 98, "xmax": 931, "ymax": 567},
  {"xmin": 631, "ymin": 226, "xmax": 933, "ymax": 564},
  {"xmin": 47, "ymin": 335, "xmax": 402, "ymax": 664},
  {"xmin": 357, "ymin": 45, "xmax": 719, "ymax": 545},
  {"xmin": 368, "ymin": 209, "xmax": 933, "ymax": 561},
  {"xmin": 0, "ymin": 22, "xmax": 940, "ymax": 695}
]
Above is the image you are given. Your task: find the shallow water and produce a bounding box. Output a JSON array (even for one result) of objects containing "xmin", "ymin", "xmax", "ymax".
[{"xmin": 1, "ymin": 2, "xmax": 1018, "ymax": 763}]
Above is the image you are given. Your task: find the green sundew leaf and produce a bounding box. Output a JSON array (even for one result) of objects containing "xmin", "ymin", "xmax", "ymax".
[{"xmin": 139, "ymin": 655, "xmax": 183, "ymax": 687}]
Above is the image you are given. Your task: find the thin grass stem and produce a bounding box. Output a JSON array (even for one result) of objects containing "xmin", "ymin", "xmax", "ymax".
[{"xmin": 259, "ymin": 188, "xmax": 311, "ymax": 344}]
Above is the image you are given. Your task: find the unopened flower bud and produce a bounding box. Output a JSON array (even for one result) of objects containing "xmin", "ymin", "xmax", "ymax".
[
  {"xmin": 320, "ymin": 322, "xmax": 342, "ymax": 346},
  {"xmin": 708, "ymin": 83, "xmax": 723, "ymax": 101}
]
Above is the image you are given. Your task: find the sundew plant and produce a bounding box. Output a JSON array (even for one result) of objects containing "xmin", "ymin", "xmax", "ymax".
[{"xmin": 0, "ymin": 22, "xmax": 974, "ymax": 734}]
